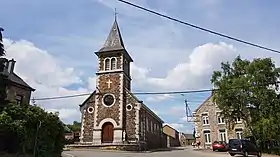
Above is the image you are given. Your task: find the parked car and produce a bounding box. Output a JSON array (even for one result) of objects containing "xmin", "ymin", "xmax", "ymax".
[
  {"xmin": 212, "ymin": 141, "xmax": 228, "ymax": 151},
  {"xmin": 228, "ymin": 139, "xmax": 261, "ymax": 157}
]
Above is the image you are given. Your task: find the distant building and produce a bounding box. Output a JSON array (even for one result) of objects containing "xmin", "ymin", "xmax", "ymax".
[
  {"xmin": 162, "ymin": 125, "xmax": 180, "ymax": 147},
  {"xmin": 193, "ymin": 95, "xmax": 245, "ymax": 149},
  {"xmin": 179, "ymin": 133, "xmax": 195, "ymax": 146},
  {"xmin": 1, "ymin": 59, "xmax": 35, "ymax": 105}
]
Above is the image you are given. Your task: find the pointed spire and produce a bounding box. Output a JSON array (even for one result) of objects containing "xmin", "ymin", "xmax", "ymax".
[{"xmin": 98, "ymin": 16, "xmax": 125, "ymax": 52}]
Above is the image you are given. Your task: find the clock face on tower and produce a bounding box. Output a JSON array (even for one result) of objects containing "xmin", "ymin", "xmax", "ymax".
[{"xmin": 103, "ymin": 94, "xmax": 115, "ymax": 107}]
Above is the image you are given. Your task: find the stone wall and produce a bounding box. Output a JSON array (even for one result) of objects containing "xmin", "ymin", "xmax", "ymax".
[
  {"xmin": 96, "ymin": 73, "xmax": 121, "ymax": 127},
  {"xmin": 141, "ymin": 109, "xmax": 163, "ymax": 149},
  {"xmin": 80, "ymin": 94, "xmax": 95, "ymax": 143},
  {"xmin": 6, "ymin": 84, "xmax": 32, "ymax": 105},
  {"xmin": 125, "ymin": 91, "xmax": 138, "ymax": 141}
]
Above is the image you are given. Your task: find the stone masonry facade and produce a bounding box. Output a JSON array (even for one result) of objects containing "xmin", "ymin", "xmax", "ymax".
[
  {"xmin": 193, "ymin": 95, "xmax": 245, "ymax": 149},
  {"xmin": 6, "ymin": 85, "xmax": 32, "ymax": 105}
]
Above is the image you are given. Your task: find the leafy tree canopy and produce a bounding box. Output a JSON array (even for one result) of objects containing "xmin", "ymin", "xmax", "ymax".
[
  {"xmin": 66, "ymin": 121, "xmax": 81, "ymax": 133},
  {"xmin": 0, "ymin": 103, "xmax": 65, "ymax": 157},
  {"xmin": 211, "ymin": 56, "xmax": 280, "ymax": 141}
]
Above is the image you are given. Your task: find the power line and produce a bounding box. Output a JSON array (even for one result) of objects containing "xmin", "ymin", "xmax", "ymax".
[
  {"xmin": 34, "ymin": 89, "xmax": 211, "ymax": 101},
  {"xmin": 117, "ymin": 0, "xmax": 280, "ymax": 54},
  {"xmin": 33, "ymin": 81, "xmax": 279, "ymax": 101}
]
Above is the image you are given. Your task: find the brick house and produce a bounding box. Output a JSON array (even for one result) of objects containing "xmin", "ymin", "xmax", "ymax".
[
  {"xmin": 193, "ymin": 94, "xmax": 245, "ymax": 149},
  {"xmin": 1, "ymin": 59, "xmax": 35, "ymax": 105},
  {"xmin": 162, "ymin": 125, "xmax": 180, "ymax": 147},
  {"xmin": 78, "ymin": 19, "xmax": 164, "ymax": 150}
]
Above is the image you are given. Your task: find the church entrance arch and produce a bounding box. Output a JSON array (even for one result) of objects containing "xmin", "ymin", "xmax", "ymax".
[{"xmin": 101, "ymin": 122, "xmax": 114, "ymax": 143}]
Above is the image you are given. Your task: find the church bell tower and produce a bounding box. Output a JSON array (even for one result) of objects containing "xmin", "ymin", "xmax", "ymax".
[{"xmin": 92, "ymin": 18, "xmax": 133, "ymax": 144}]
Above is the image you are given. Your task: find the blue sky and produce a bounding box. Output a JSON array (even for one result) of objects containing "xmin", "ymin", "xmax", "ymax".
[{"xmin": 1, "ymin": 0, "xmax": 280, "ymax": 133}]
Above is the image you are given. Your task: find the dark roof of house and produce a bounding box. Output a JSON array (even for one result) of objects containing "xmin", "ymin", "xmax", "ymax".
[
  {"xmin": 2, "ymin": 70, "xmax": 35, "ymax": 91},
  {"xmin": 98, "ymin": 20, "xmax": 125, "ymax": 53},
  {"xmin": 182, "ymin": 133, "xmax": 195, "ymax": 140}
]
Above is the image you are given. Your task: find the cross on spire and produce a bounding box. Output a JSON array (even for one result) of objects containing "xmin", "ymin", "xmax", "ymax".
[{"xmin": 114, "ymin": 8, "xmax": 118, "ymax": 21}]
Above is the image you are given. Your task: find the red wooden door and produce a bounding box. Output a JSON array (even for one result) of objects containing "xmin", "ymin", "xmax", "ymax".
[{"xmin": 102, "ymin": 122, "xmax": 114, "ymax": 143}]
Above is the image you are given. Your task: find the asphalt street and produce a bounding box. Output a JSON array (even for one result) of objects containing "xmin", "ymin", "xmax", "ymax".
[{"xmin": 62, "ymin": 147, "xmax": 244, "ymax": 157}]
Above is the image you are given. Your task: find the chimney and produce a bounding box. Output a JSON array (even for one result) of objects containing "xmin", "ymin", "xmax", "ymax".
[
  {"xmin": 0, "ymin": 59, "xmax": 8, "ymax": 72},
  {"xmin": 7, "ymin": 59, "xmax": 16, "ymax": 73}
]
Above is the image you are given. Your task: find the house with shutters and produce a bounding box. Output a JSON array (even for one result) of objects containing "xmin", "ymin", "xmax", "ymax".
[
  {"xmin": 193, "ymin": 94, "xmax": 245, "ymax": 149},
  {"xmin": 78, "ymin": 19, "xmax": 165, "ymax": 150}
]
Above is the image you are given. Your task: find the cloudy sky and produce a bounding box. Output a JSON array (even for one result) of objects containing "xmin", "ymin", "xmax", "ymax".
[{"xmin": 1, "ymin": 0, "xmax": 280, "ymax": 133}]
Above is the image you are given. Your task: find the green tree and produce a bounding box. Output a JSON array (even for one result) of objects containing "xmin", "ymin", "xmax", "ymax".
[
  {"xmin": 211, "ymin": 56, "xmax": 280, "ymax": 147},
  {"xmin": 66, "ymin": 121, "xmax": 81, "ymax": 132},
  {"xmin": 0, "ymin": 103, "xmax": 65, "ymax": 157}
]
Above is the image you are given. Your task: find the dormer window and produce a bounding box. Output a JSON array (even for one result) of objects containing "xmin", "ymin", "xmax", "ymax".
[
  {"xmin": 104, "ymin": 58, "xmax": 110, "ymax": 70},
  {"xmin": 111, "ymin": 58, "xmax": 116, "ymax": 70}
]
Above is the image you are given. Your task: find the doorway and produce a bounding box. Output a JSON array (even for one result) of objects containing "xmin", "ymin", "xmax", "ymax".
[{"xmin": 101, "ymin": 122, "xmax": 114, "ymax": 143}]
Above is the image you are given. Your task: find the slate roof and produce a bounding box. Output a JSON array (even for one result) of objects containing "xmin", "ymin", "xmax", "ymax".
[
  {"xmin": 98, "ymin": 20, "xmax": 125, "ymax": 52},
  {"xmin": 1, "ymin": 70, "xmax": 35, "ymax": 91},
  {"xmin": 181, "ymin": 133, "xmax": 195, "ymax": 140},
  {"xmin": 95, "ymin": 19, "xmax": 133, "ymax": 62}
]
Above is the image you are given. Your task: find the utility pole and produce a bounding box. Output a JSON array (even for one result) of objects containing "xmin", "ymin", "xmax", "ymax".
[{"xmin": 33, "ymin": 120, "xmax": 42, "ymax": 157}]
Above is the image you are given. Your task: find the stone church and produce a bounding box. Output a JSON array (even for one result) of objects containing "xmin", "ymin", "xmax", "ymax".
[{"xmin": 78, "ymin": 19, "xmax": 165, "ymax": 150}]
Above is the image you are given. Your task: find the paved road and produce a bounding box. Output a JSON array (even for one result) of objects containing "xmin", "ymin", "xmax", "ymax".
[
  {"xmin": 63, "ymin": 147, "xmax": 279, "ymax": 157},
  {"xmin": 63, "ymin": 148, "xmax": 232, "ymax": 157}
]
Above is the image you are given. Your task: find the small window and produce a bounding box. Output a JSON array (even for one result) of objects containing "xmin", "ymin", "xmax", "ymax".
[
  {"xmin": 235, "ymin": 128, "xmax": 243, "ymax": 139},
  {"xmin": 203, "ymin": 130, "xmax": 211, "ymax": 144},
  {"xmin": 104, "ymin": 58, "xmax": 110, "ymax": 70},
  {"xmin": 16, "ymin": 95, "xmax": 23, "ymax": 105},
  {"xmin": 126, "ymin": 104, "xmax": 132, "ymax": 111},
  {"xmin": 202, "ymin": 114, "xmax": 209, "ymax": 125},
  {"xmin": 111, "ymin": 58, "xmax": 117, "ymax": 70},
  {"xmin": 235, "ymin": 117, "xmax": 242, "ymax": 123},
  {"xmin": 217, "ymin": 113, "xmax": 225, "ymax": 124},
  {"xmin": 219, "ymin": 129, "xmax": 227, "ymax": 141},
  {"xmin": 87, "ymin": 107, "xmax": 94, "ymax": 113}
]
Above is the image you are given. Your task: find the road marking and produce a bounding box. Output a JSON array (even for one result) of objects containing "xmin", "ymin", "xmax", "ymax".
[{"xmin": 62, "ymin": 152, "xmax": 75, "ymax": 157}]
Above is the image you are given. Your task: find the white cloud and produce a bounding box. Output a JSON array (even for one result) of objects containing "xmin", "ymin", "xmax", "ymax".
[
  {"xmin": 87, "ymin": 76, "xmax": 97, "ymax": 91},
  {"xmin": 180, "ymin": 116, "xmax": 195, "ymax": 123},
  {"xmin": 4, "ymin": 39, "xmax": 82, "ymax": 87},
  {"xmin": 3, "ymin": 38, "xmax": 88, "ymax": 123},
  {"xmin": 131, "ymin": 42, "xmax": 237, "ymax": 91},
  {"xmin": 146, "ymin": 94, "xmax": 174, "ymax": 102}
]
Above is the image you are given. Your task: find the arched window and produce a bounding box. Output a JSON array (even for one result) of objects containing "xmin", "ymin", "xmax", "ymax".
[
  {"xmin": 111, "ymin": 58, "xmax": 117, "ymax": 70},
  {"xmin": 104, "ymin": 58, "xmax": 110, "ymax": 71}
]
